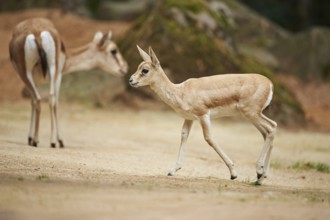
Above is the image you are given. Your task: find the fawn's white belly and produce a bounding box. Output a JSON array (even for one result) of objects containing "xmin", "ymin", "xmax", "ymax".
[
  {"xmin": 175, "ymin": 108, "xmax": 198, "ymax": 120},
  {"xmin": 173, "ymin": 103, "xmax": 239, "ymax": 120},
  {"xmin": 210, "ymin": 104, "xmax": 239, "ymax": 118},
  {"xmin": 210, "ymin": 103, "xmax": 239, "ymax": 118}
]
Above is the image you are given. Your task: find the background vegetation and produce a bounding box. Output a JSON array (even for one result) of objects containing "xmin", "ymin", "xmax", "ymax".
[{"xmin": 1, "ymin": 0, "xmax": 330, "ymax": 128}]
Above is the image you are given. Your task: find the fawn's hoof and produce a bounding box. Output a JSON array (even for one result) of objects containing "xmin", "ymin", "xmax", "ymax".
[
  {"xmin": 254, "ymin": 180, "xmax": 262, "ymax": 186},
  {"xmin": 167, "ymin": 172, "xmax": 175, "ymax": 176},
  {"xmin": 256, "ymin": 173, "xmax": 266, "ymax": 185},
  {"xmin": 257, "ymin": 173, "xmax": 263, "ymax": 179},
  {"xmin": 51, "ymin": 143, "xmax": 56, "ymax": 148},
  {"xmin": 230, "ymin": 175, "xmax": 237, "ymax": 180}
]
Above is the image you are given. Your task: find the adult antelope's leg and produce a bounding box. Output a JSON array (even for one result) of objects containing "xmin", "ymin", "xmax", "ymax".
[
  {"xmin": 54, "ymin": 73, "xmax": 64, "ymax": 148},
  {"xmin": 25, "ymin": 86, "xmax": 40, "ymax": 146},
  {"xmin": 41, "ymin": 31, "xmax": 57, "ymax": 148},
  {"xmin": 24, "ymin": 34, "xmax": 41, "ymax": 146},
  {"xmin": 199, "ymin": 114, "xmax": 237, "ymax": 180},
  {"xmin": 28, "ymin": 93, "xmax": 36, "ymax": 145},
  {"xmin": 49, "ymin": 79, "xmax": 57, "ymax": 148},
  {"xmin": 168, "ymin": 119, "xmax": 193, "ymax": 176},
  {"xmin": 25, "ymin": 73, "xmax": 41, "ymax": 147}
]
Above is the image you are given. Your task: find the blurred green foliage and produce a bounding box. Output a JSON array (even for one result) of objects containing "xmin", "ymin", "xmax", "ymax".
[{"xmin": 86, "ymin": 0, "xmax": 102, "ymax": 16}]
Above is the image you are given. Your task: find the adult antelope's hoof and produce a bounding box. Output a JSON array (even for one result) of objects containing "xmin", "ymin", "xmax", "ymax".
[
  {"xmin": 31, "ymin": 140, "xmax": 38, "ymax": 147},
  {"xmin": 59, "ymin": 140, "xmax": 65, "ymax": 148},
  {"xmin": 167, "ymin": 172, "xmax": 175, "ymax": 176},
  {"xmin": 230, "ymin": 175, "xmax": 237, "ymax": 180},
  {"xmin": 28, "ymin": 137, "xmax": 32, "ymax": 145},
  {"xmin": 51, "ymin": 143, "xmax": 56, "ymax": 148}
]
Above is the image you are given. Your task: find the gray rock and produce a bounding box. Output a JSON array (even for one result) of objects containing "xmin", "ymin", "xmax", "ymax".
[
  {"xmin": 194, "ymin": 12, "xmax": 218, "ymax": 32},
  {"xmin": 97, "ymin": 0, "xmax": 154, "ymax": 20},
  {"xmin": 208, "ymin": 1, "xmax": 235, "ymax": 26},
  {"xmin": 273, "ymin": 27, "xmax": 330, "ymax": 80},
  {"xmin": 169, "ymin": 7, "xmax": 188, "ymax": 27}
]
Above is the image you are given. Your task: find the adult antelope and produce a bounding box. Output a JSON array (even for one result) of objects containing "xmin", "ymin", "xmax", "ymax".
[
  {"xmin": 9, "ymin": 18, "xmax": 128, "ymax": 148},
  {"xmin": 129, "ymin": 46, "xmax": 277, "ymax": 184}
]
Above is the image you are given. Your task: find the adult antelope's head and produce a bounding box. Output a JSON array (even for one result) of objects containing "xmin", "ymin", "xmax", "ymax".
[
  {"xmin": 129, "ymin": 45, "xmax": 161, "ymax": 87},
  {"xmin": 92, "ymin": 31, "xmax": 128, "ymax": 76}
]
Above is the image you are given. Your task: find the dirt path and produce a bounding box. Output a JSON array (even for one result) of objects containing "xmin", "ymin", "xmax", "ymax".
[{"xmin": 0, "ymin": 102, "xmax": 330, "ymax": 220}]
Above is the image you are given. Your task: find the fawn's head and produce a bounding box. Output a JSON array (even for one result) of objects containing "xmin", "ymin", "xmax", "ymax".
[
  {"xmin": 92, "ymin": 31, "xmax": 128, "ymax": 76},
  {"xmin": 129, "ymin": 45, "xmax": 161, "ymax": 87}
]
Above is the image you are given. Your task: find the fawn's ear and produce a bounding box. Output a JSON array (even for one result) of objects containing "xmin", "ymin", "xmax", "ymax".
[
  {"xmin": 137, "ymin": 45, "xmax": 151, "ymax": 62},
  {"xmin": 149, "ymin": 46, "xmax": 160, "ymax": 66}
]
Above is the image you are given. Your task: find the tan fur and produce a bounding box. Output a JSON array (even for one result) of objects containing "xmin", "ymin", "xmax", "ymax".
[
  {"xmin": 63, "ymin": 31, "xmax": 127, "ymax": 75},
  {"xmin": 132, "ymin": 61, "xmax": 272, "ymax": 119},
  {"xmin": 130, "ymin": 46, "xmax": 277, "ymax": 184},
  {"xmin": 9, "ymin": 18, "xmax": 61, "ymax": 82}
]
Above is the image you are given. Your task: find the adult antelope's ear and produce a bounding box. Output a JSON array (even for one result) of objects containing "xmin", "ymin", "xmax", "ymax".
[
  {"xmin": 137, "ymin": 45, "xmax": 151, "ymax": 62},
  {"xmin": 93, "ymin": 31, "xmax": 103, "ymax": 43},
  {"xmin": 149, "ymin": 46, "xmax": 160, "ymax": 66},
  {"xmin": 107, "ymin": 31, "xmax": 112, "ymax": 40}
]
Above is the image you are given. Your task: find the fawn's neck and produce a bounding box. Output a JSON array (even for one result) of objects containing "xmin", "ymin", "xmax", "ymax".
[{"xmin": 149, "ymin": 69, "xmax": 183, "ymax": 109}]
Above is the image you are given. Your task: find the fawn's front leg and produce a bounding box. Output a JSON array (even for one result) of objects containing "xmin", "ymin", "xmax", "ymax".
[{"xmin": 168, "ymin": 119, "xmax": 193, "ymax": 176}]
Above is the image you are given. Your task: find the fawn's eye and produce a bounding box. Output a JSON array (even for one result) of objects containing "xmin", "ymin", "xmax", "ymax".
[
  {"xmin": 110, "ymin": 49, "xmax": 117, "ymax": 55},
  {"xmin": 141, "ymin": 68, "xmax": 149, "ymax": 75}
]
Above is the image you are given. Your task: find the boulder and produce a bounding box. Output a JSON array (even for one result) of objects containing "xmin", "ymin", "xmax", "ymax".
[{"xmin": 273, "ymin": 27, "xmax": 330, "ymax": 81}]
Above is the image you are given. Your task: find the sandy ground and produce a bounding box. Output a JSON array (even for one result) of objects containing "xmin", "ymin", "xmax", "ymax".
[{"xmin": 0, "ymin": 102, "xmax": 329, "ymax": 220}]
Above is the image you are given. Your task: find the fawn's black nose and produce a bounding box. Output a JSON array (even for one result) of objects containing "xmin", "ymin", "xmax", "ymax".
[{"xmin": 129, "ymin": 78, "xmax": 133, "ymax": 83}]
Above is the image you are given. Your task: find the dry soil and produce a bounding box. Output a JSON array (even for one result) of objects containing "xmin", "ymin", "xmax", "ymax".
[{"xmin": 0, "ymin": 102, "xmax": 329, "ymax": 220}]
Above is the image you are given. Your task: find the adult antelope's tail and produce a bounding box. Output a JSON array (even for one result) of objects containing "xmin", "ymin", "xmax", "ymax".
[{"xmin": 34, "ymin": 37, "xmax": 48, "ymax": 78}]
